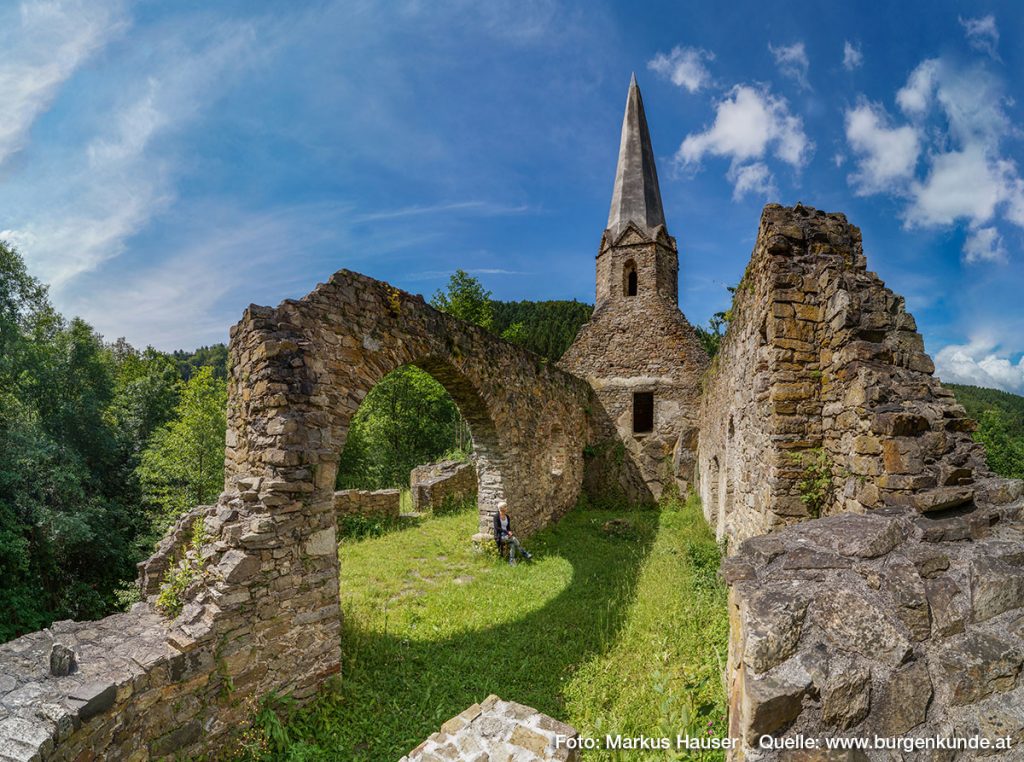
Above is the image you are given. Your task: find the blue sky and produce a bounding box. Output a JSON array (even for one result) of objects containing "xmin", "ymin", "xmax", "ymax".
[{"xmin": 1, "ymin": 1, "xmax": 1023, "ymax": 393}]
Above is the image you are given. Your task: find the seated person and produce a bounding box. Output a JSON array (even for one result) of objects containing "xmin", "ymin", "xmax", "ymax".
[{"xmin": 492, "ymin": 501, "xmax": 532, "ymax": 565}]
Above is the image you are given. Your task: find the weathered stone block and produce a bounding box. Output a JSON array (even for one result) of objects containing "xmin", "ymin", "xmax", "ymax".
[
  {"xmin": 912, "ymin": 487, "xmax": 975, "ymax": 514},
  {"xmin": 934, "ymin": 632, "xmax": 1022, "ymax": 706},
  {"xmin": 924, "ymin": 577, "xmax": 968, "ymax": 637},
  {"xmin": 68, "ymin": 681, "xmax": 117, "ymax": 721},
  {"xmin": 741, "ymin": 586, "xmax": 809, "ymax": 673},
  {"xmin": 873, "ymin": 660, "xmax": 931, "ymax": 735},
  {"xmin": 821, "ymin": 659, "xmax": 871, "ymax": 730},
  {"xmin": 970, "ymin": 556, "xmax": 1024, "ymax": 623},
  {"xmin": 813, "ymin": 588, "xmax": 911, "ymax": 667},
  {"xmin": 49, "ymin": 643, "xmax": 77, "ymax": 677},
  {"xmin": 740, "ymin": 658, "xmax": 813, "ymax": 743}
]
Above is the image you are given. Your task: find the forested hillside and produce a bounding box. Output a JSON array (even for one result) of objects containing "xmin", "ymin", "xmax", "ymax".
[
  {"xmin": 491, "ymin": 299, "xmax": 592, "ymax": 361},
  {"xmin": 948, "ymin": 383, "xmax": 1024, "ymax": 478},
  {"xmin": 0, "ymin": 242, "xmax": 228, "ymax": 642}
]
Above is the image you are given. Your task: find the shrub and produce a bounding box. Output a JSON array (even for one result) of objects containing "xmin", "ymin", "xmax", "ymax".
[
  {"xmin": 790, "ymin": 448, "xmax": 834, "ymax": 517},
  {"xmin": 155, "ymin": 517, "xmax": 208, "ymax": 617}
]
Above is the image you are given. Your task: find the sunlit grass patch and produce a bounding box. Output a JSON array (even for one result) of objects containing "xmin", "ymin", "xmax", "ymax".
[{"xmin": 234, "ymin": 496, "xmax": 728, "ymax": 761}]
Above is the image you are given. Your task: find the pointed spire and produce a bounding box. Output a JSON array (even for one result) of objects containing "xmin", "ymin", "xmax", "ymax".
[{"xmin": 606, "ymin": 74, "xmax": 666, "ymax": 240}]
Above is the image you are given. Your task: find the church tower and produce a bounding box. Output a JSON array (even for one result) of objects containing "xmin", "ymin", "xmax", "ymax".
[
  {"xmin": 559, "ymin": 75, "xmax": 709, "ymax": 502},
  {"xmin": 597, "ymin": 73, "xmax": 679, "ymax": 310}
]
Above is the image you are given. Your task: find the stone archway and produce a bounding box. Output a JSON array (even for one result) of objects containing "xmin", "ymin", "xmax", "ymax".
[{"xmin": 208, "ymin": 269, "xmax": 592, "ymax": 715}]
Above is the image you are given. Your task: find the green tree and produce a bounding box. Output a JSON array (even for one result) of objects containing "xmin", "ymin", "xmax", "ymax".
[
  {"xmin": 139, "ymin": 366, "xmax": 227, "ymax": 527},
  {"xmin": 108, "ymin": 339, "xmax": 181, "ymax": 453},
  {"xmin": 975, "ymin": 409, "xmax": 1024, "ymax": 479},
  {"xmin": 172, "ymin": 343, "xmax": 229, "ymax": 381},
  {"xmin": 695, "ymin": 311, "xmax": 728, "ymax": 358},
  {"xmin": 489, "ymin": 299, "xmax": 593, "ymax": 361},
  {"xmin": 430, "ymin": 269, "xmax": 495, "ymax": 330},
  {"xmin": 337, "ymin": 366, "xmax": 467, "ymax": 489}
]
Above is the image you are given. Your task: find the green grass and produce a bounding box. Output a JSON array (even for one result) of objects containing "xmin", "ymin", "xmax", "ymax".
[{"xmin": 234, "ymin": 494, "xmax": 729, "ymax": 761}]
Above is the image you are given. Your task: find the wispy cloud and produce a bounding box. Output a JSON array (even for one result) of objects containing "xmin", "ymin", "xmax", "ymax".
[
  {"xmin": 355, "ymin": 201, "xmax": 531, "ymax": 223},
  {"xmin": 63, "ymin": 202, "xmax": 346, "ymax": 349},
  {"xmin": 2, "ymin": 18, "xmax": 260, "ymax": 291},
  {"xmin": 0, "ymin": 0, "xmax": 128, "ymax": 167},
  {"xmin": 960, "ymin": 14, "xmax": 999, "ymax": 60},
  {"xmin": 769, "ymin": 42, "xmax": 811, "ymax": 90},
  {"xmin": 962, "ymin": 226, "xmax": 1007, "ymax": 264},
  {"xmin": 842, "ymin": 41, "xmax": 863, "ymax": 71},
  {"xmin": 406, "ymin": 267, "xmax": 530, "ymax": 281}
]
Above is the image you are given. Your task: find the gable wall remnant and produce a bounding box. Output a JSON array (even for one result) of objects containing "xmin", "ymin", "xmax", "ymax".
[
  {"xmin": 699, "ymin": 204, "xmax": 990, "ymax": 547},
  {"xmin": 702, "ymin": 204, "xmax": 1024, "ymax": 759}
]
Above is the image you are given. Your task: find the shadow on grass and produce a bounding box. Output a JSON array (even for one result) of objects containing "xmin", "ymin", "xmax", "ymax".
[{"xmin": 263, "ymin": 508, "xmax": 661, "ymax": 760}]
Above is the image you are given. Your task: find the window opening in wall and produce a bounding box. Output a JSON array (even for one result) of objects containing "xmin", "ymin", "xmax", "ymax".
[
  {"xmin": 633, "ymin": 392, "xmax": 654, "ymax": 434},
  {"xmin": 624, "ymin": 260, "xmax": 638, "ymax": 297}
]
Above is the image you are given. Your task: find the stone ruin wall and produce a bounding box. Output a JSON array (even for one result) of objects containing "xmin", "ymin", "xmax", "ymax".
[
  {"xmin": 410, "ymin": 459, "xmax": 477, "ymax": 513},
  {"xmin": 723, "ymin": 484, "xmax": 1024, "ymax": 760},
  {"xmin": 699, "ymin": 204, "xmax": 989, "ymax": 547},
  {"xmin": 0, "ymin": 269, "xmax": 590, "ymax": 760},
  {"xmin": 400, "ymin": 694, "xmax": 580, "ymax": 761},
  {"xmin": 334, "ymin": 488, "xmax": 401, "ymax": 520},
  {"xmin": 704, "ymin": 204, "xmax": 1024, "ymax": 759},
  {"xmin": 5, "ymin": 203, "xmax": 1024, "ymax": 762},
  {"xmin": 560, "ymin": 223, "xmax": 709, "ymax": 504}
]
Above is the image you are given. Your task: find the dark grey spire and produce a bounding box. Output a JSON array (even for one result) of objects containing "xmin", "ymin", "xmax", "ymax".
[{"xmin": 606, "ymin": 73, "xmax": 666, "ymax": 239}]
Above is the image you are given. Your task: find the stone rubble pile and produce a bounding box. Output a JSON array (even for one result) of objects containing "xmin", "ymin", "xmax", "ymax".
[{"xmin": 400, "ymin": 695, "xmax": 580, "ymax": 762}]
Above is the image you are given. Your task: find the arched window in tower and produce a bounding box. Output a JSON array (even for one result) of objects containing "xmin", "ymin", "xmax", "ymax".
[{"xmin": 623, "ymin": 260, "xmax": 638, "ymax": 297}]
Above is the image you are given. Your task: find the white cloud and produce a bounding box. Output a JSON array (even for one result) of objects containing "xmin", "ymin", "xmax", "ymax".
[
  {"xmin": 3, "ymin": 23, "xmax": 258, "ymax": 291},
  {"xmin": 679, "ymin": 85, "xmax": 812, "ymax": 169},
  {"xmin": 962, "ymin": 226, "xmax": 1007, "ymax": 264},
  {"xmin": 727, "ymin": 162, "xmax": 776, "ymax": 201},
  {"xmin": 833, "ymin": 153, "xmax": 846, "ymax": 168},
  {"xmin": 960, "ymin": 14, "xmax": 999, "ymax": 59},
  {"xmin": 678, "ymin": 85, "xmax": 811, "ymax": 200},
  {"xmin": 845, "ymin": 57, "xmax": 1022, "ymax": 262},
  {"xmin": 0, "ymin": 0, "xmax": 128, "ymax": 167},
  {"xmin": 844, "ymin": 101, "xmax": 920, "ymax": 195},
  {"xmin": 905, "ymin": 145, "xmax": 1010, "ymax": 228},
  {"xmin": 896, "ymin": 59, "xmax": 939, "ymax": 116},
  {"xmin": 935, "ymin": 338, "xmax": 1024, "ymax": 393},
  {"xmin": 647, "ymin": 46, "xmax": 714, "ymax": 93},
  {"xmin": 842, "ymin": 41, "xmax": 863, "ymax": 71},
  {"xmin": 768, "ymin": 42, "xmax": 810, "ymax": 90}
]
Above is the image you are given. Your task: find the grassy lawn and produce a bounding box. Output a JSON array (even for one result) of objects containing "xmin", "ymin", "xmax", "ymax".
[{"xmin": 236, "ymin": 496, "xmax": 729, "ymax": 761}]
